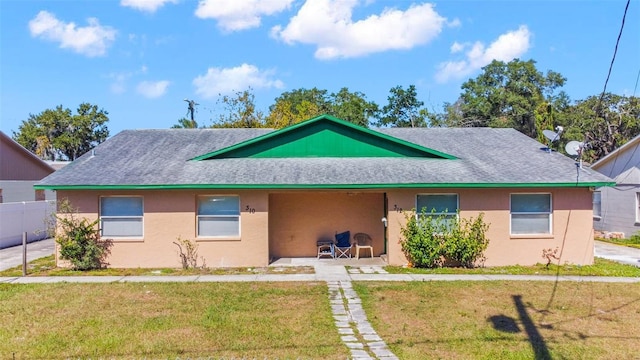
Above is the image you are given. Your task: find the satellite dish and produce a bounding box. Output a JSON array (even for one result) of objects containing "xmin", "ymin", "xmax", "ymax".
[
  {"xmin": 565, "ymin": 141, "xmax": 584, "ymax": 156},
  {"xmin": 543, "ymin": 130, "xmax": 559, "ymax": 142},
  {"xmin": 543, "ymin": 126, "xmax": 564, "ymax": 143}
]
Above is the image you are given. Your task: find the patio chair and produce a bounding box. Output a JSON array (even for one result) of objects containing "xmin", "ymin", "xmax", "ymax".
[
  {"xmin": 317, "ymin": 240, "xmax": 334, "ymax": 259},
  {"xmin": 334, "ymin": 231, "xmax": 352, "ymax": 258},
  {"xmin": 353, "ymin": 232, "xmax": 373, "ymax": 259}
]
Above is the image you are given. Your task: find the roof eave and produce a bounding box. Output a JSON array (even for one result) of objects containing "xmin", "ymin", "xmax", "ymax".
[{"xmin": 35, "ymin": 181, "xmax": 616, "ymax": 191}]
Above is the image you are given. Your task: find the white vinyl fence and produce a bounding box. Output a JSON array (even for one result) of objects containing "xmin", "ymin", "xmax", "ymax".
[{"xmin": 0, "ymin": 200, "xmax": 55, "ymax": 249}]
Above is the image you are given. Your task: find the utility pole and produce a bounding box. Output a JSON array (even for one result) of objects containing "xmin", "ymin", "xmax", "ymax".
[{"xmin": 184, "ymin": 99, "xmax": 199, "ymax": 128}]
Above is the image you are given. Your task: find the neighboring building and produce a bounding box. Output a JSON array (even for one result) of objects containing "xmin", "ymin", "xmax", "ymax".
[
  {"xmin": 36, "ymin": 115, "xmax": 614, "ymax": 268},
  {"xmin": 591, "ymin": 134, "xmax": 640, "ymax": 238},
  {"xmin": 0, "ymin": 131, "xmax": 55, "ymax": 202},
  {"xmin": 0, "ymin": 131, "xmax": 57, "ymax": 248}
]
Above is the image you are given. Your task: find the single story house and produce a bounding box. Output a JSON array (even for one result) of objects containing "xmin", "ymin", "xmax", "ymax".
[
  {"xmin": 0, "ymin": 131, "xmax": 57, "ymax": 248},
  {"xmin": 0, "ymin": 131, "xmax": 55, "ymax": 203},
  {"xmin": 591, "ymin": 133, "xmax": 640, "ymax": 238},
  {"xmin": 36, "ymin": 115, "xmax": 614, "ymax": 268}
]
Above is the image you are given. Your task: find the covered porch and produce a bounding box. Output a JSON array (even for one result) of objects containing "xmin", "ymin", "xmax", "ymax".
[
  {"xmin": 267, "ymin": 191, "xmax": 388, "ymax": 262},
  {"xmin": 269, "ymin": 255, "xmax": 388, "ymax": 267}
]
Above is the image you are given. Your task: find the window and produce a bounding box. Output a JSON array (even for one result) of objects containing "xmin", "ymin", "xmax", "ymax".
[
  {"xmin": 636, "ymin": 193, "xmax": 640, "ymax": 222},
  {"xmin": 197, "ymin": 195, "xmax": 240, "ymax": 237},
  {"xmin": 416, "ymin": 194, "xmax": 458, "ymax": 229},
  {"xmin": 593, "ymin": 191, "xmax": 602, "ymax": 218},
  {"xmin": 100, "ymin": 196, "xmax": 143, "ymax": 237},
  {"xmin": 510, "ymin": 193, "xmax": 551, "ymax": 235}
]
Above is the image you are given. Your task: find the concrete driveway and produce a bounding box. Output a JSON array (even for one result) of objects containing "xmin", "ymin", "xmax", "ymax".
[
  {"xmin": 595, "ymin": 240, "xmax": 640, "ymax": 267},
  {"xmin": 0, "ymin": 238, "xmax": 55, "ymax": 271}
]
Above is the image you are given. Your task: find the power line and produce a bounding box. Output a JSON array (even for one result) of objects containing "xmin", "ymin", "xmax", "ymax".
[
  {"xmin": 633, "ymin": 67, "xmax": 640, "ymax": 97},
  {"xmin": 596, "ymin": 0, "xmax": 630, "ymax": 110}
]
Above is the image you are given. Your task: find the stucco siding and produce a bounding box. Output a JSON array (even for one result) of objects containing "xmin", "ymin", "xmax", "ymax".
[
  {"xmin": 57, "ymin": 190, "xmax": 269, "ymax": 268},
  {"xmin": 386, "ymin": 188, "xmax": 594, "ymax": 267},
  {"xmin": 56, "ymin": 186, "xmax": 595, "ymax": 268},
  {"xmin": 268, "ymin": 192, "xmax": 384, "ymax": 258},
  {"xmin": 594, "ymin": 185, "xmax": 640, "ymax": 237}
]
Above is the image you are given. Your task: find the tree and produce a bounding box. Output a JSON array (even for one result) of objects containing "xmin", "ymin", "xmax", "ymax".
[
  {"xmin": 376, "ymin": 85, "xmax": 427, "ymax": 127},
  {"xmin": 266, "ymin": 88, "xmax": 331, "ymax": 128},
  {"xmin": 455, "ymin": 59, "xmax": 566, "ymax": 138},
  {"xmin": 328, "ymin": 87, "xmax": 379, "ymax": 128},
  {"xmin": 171, "ymin": 117, "xmax": 199, "ymax": 129},
  {"xmin": 13, "ymin": 103, "xmax": 109, "ymax": 161},
  {"xmin": 561, "ymin": 94, "xmax": 640, "ymax": 163},
  {"xmin": 213, "ymin": 89, "xmax": 265, "ymax": 128}
]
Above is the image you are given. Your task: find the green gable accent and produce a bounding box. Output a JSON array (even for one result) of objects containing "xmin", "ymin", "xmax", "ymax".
[{"xmin": 191, "ymin": 114, "xmax": 456, "ymax": 160}]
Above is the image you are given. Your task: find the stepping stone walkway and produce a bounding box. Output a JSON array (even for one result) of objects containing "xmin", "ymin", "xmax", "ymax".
[
  {"xmin": 348, "ymin": 266, "xmax": 389, "ymax": 274},
  {"xmin": 318, "ymin": 265, "xmax": 397, "ymax": 360}
]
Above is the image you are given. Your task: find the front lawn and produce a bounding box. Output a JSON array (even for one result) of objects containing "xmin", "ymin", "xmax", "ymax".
[
  {"xmin": 385, "ymin": 257, "xmax": 640, "ymax": 277},
  {"xmin": 597, "ymin": 237, "xmax": 640, "ymax": 249},
  {"xmin": 0, "ymin": 282, "xmax": 346, "ymax": 359},
  {"xmin": 0, "ymin": 255, "xmax": 314, "ymax": 277},
  {"xmin": 355, "ymin": 281, "xmax": 640, "ymax": 360}
]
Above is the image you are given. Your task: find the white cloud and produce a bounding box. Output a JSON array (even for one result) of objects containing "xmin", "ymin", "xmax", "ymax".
[
  {"xmin": 107, "ymin": 66, "xmax": 150, "ymax": 94},
  {"xmin": 137, "ymin": 80, "xmax": 170, "ymax": 98},
  {"xmin": 28, "ymin": 11, "xmax": 116, "ymax": 57},
  {"xmin": 271, "ymin": 0, "xmax": 448, "ymax": 59},
  {"xmin": 450, "ymin": 41, "xmax": 465, "ymax": 54},
  {"xmin": 193, "ymin": 64, "xmax": 284, "ymax": 99},
  {"xmin": 195, "ymin": 0, "xmax": 294, "ymax": 32},
  {"xmin": 109, "ymin": 72, "xmax": 130, "ymax": 94},
  {"xmin": 435, "ymin": 25, "xmax": 531, "ymax": 83},
  {"xmin": 120, "ymin": 0, "xmax": 178, "ymax": 13},
  {"xmin": 448, "ymin": 18, "xmax": 461, "ymax": 28}
]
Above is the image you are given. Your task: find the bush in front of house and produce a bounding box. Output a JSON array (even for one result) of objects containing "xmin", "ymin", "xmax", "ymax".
[
  {"xmin": 400, "ymin": 209, "xmax": 490, "ymax": 268},
  {"xmin": 55, "ymin": 199, "xmax": 112, "ymax": 270}
]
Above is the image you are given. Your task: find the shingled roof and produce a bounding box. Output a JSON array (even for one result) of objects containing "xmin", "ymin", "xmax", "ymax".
[{"xmin": 36, "ymin": 115, "xmax": 614, "ymax": 190}]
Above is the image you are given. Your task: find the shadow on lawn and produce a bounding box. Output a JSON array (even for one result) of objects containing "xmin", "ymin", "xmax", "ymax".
[{"xmin": 490, "ymin": 295, "xmax": 552, "ymax": 360}]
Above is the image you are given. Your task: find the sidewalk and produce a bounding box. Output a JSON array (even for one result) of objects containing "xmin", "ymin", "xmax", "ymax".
[
  {"xmin": 2, "ymin": 270, "xmax": 639, "ymax": 284},
  {"xmin": 1, "ymin": 239, "xmax": 639, "ymax": 283}
]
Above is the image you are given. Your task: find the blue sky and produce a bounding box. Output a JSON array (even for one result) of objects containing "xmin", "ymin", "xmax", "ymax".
[{"xmin": 1, "ymin": 0, "xmax": 638, "ymax": 136}]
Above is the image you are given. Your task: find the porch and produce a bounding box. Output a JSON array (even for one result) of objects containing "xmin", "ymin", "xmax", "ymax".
[
  {"xmin": 267, "ymin": 192, "xmax": 388, "ymax": 260},
  {"xmin": 269, "ymin": 255, "xmax": 388, "ymax": 267}
]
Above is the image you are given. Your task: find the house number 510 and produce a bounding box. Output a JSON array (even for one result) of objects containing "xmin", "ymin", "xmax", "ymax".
[{"xmin": 245, "ymin": 205, "xmax": 256, "ymax": 214}]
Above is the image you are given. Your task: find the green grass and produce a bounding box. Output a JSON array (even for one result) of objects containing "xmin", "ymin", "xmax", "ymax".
[
  {"xmin": 354, "ymin": 281, "xmax": 640, "ymax": 360},
  {"xmin": 0, "ymin": 282, "xmax": 348, "ymax": 359},
  {"xmin": 597, "ymin": 237, "xmax": 640, "ymax": 249},
  {"xmin": 0, "ymin": 255, "xmax": 314, "ymax": 277},
  {"xmin": 385, "ymin": 257, "xmax": 640, "ymax": 277}
]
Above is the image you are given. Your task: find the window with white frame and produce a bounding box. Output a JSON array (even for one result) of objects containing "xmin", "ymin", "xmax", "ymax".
[
  {"xmin": 510, "ymin": 193, "xmax": 552, "ymax": 235},
  {"xmin": 416, "ymin": 194, "xmax": 459, "ymax": 230},
  {"xmin": 636, "ymin": 193, "xmax": 640, "ymax": 223},
  {"xmin": 593, "ymin": 191, "xmax": 602, "ymax": 218},
  {"xmin": 100, "ymin": 196, "xmax": 143, "ymax": 237},
  {"xmin": 197, "ymin": 195, "xmax": 240, "ymax": 237}
]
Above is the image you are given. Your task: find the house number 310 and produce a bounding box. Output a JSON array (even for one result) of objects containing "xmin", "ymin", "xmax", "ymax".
[{"xmin": 245, "ymin": 205, "xmax": 256, "ymax": 214}]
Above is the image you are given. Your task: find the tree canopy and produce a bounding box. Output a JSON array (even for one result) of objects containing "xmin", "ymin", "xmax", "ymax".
[
  {"xmin": 13, "ymin": 103, "xmax": 109, "ymax": 161},
  {"xmin": 376, "ymin": 85, "xmax": 427, "ymax": 127},
  {"xmin": 454, "ymin": 59, "xmax": 567, "ymax": 138},
  {"xmin": 213, "ymin": 89, "xmax": 265, "ymax": 128},
  {"xmin": 560, "ymin": 93, "xmax": 640, "ymax": 163}
]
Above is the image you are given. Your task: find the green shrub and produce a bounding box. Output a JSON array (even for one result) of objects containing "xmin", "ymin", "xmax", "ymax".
[
  {"xmin": 55, "ymin": 199, "xmax": 112, "ymax": 270},
  {"xmin": 400, "ymin": 209, "xmax": 448, "ymax": 268},
  {"xmin": 445, "ymin": 213, "xmax": 490, "ymax": 267},
  {"xmin": 400, "ymin": 209, "xmax": 490, "ymax": 268}
]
